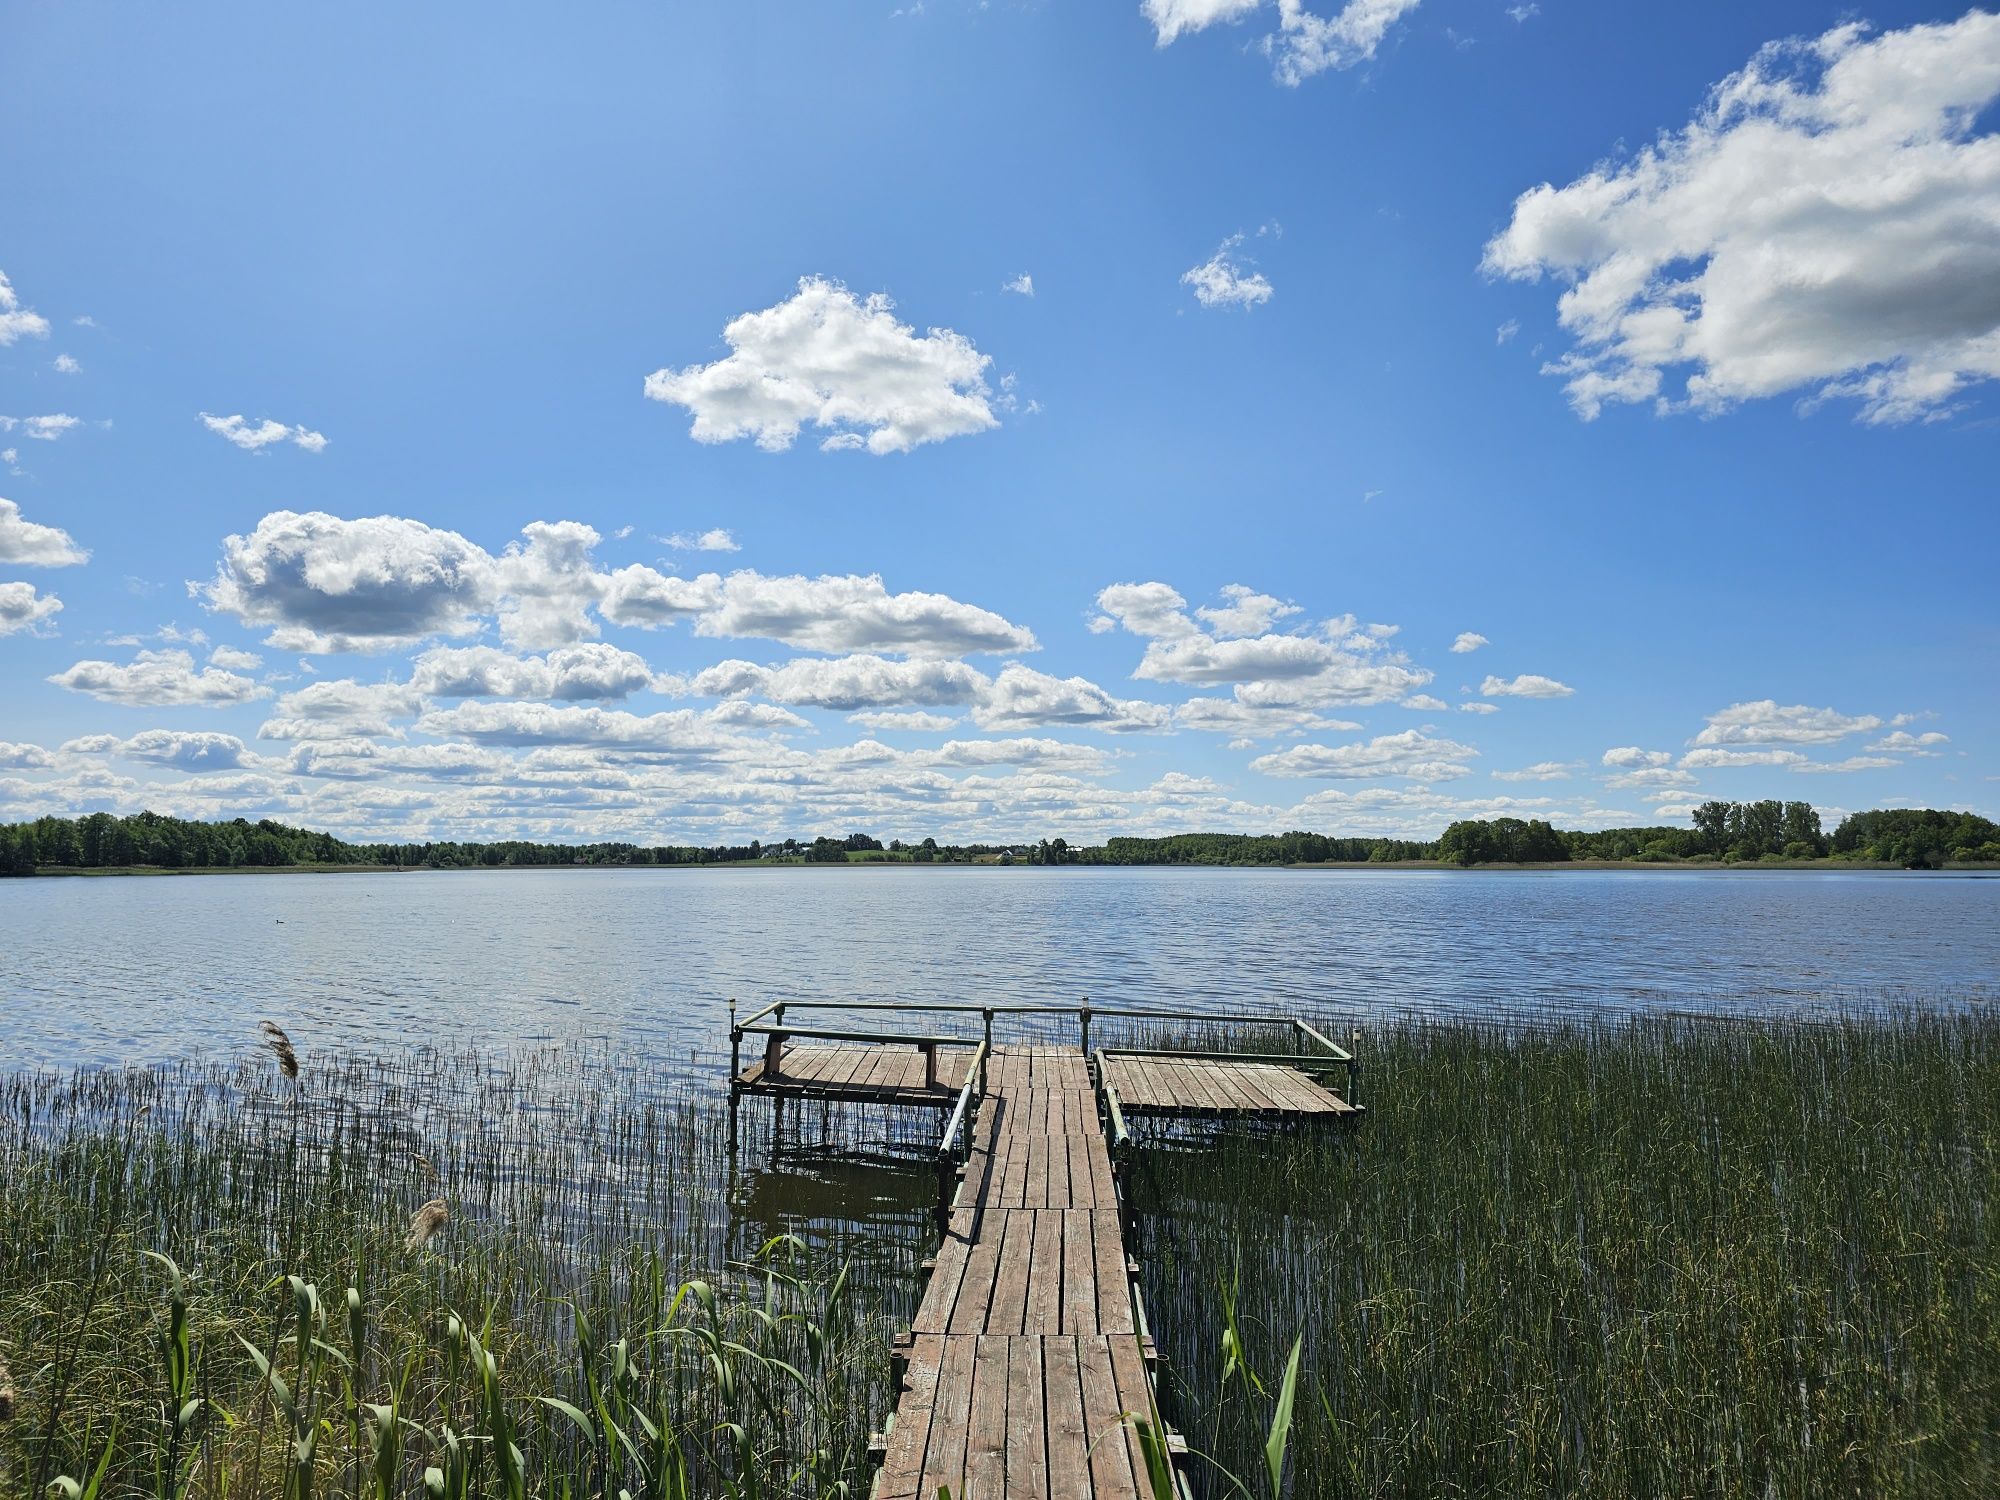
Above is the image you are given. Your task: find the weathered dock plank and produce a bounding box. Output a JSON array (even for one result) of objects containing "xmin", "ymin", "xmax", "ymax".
[{"xmin": 1098, "ymin": 1051, "xmax": 1357, "ymax": 1120}]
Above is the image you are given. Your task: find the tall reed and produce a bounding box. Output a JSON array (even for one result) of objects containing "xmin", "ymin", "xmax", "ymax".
[
  {"xmin": 0, "ymin": 1043, "xmax": 929, "ymax": 1496},
  {"xmin": 1128, "ymin": 1009, "xmax": 2000, "ymax": 1498}
]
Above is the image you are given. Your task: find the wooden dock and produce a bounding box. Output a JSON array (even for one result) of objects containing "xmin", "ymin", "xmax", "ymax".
[
  {"xmin": 879, "ymin": 1047, "xmax": 1155, "ymax": 1499},
  {"xmin": 728, "ymin": 1006, "xmax": 1362, "ymax": 1499}
]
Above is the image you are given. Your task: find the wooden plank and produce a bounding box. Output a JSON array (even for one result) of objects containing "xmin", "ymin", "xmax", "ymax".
[
  {"xmin": 1043, "ymin": 1337, "xmax": 1092, "ymax": 1500},
  {"xmin": 1251, "ymin": 1063, "xmax": 1330, "ymax": 1114},
  {"xmin": 1088, "ymin": 1134, "xmax": 1118, "ymax": 1211},
  {"xmin": 1005, "ymin": 1333, "xmax": 1049, "ymax": 1500},
  {"xmin": 1060, "ymin": 1207, "xmax": 1096, "ymax": 1336},
  {"xmin": 835, "ymin": 1046, "xmax": 879, "ymax": 1090},
  {"xmin": 985, "ymin": 1210, "xmax": 1032, "ymax": 1336},
  {"xmin": 1178, "ymin": 1059, "xmax": 1237, "ymax": 1113},
  {"xmin": 1108, "ymin": 1334, "xmax": 1159, "ymax": 1490},
  {"xmin": 1077, "ymin": 1335, "xmax": 1139, "ymax": 1499},
  {"xmin": 965, "ymin": 1334, "xmax": 1009, "ymax": 1500},
  {"xmin": 914, "ymin": 1227, "xmax": 973, "ymax": 1335},
  {"xmin": 1000, "ymin": 1118, "xmax": 1031, "ymax": 1210},
  {"xmin": 1143, "ymin": 1057, "xmax": 1191, "ymax": 1111},
  {"xmin": 1219, "ymin": 1060, "xmax": 1280, "ymax": 1111},
  {"xmin": 777, "ymin": 1047, "xmax": 822, "ymax": 1083},
  {"xmin": 948, "ymin": 1218, "xmax": 1008, "ymax": 1335},
  {"xmin": 1130, "ymin": 1057, "xmax": 1179, "ymax": 1111},
  {"xmin": 1024, "ymin": 1122, "xmax": 1053, "ymax": 1209},
  {"xmin": 1092, "ymin": 1209, "xmax": 1134, "ymax": 1335},
  {"xmin": 1044, "ymin": 1136, "xmax": 1069, "ymax": 1210},
  {"xmin": 1201, "ymin": 1062, "xmax": 1262, "ymax": 1114},
  {"xmin": 916, "ymin": 1334, "xmax": 977, "ymax": 1500},
  {"xmin": 876, "ymin": 1333, "xmax": 944, "ymax": 1500},
  {"xmin": 1064, "ymin": 1136, "xmax": 1096, "ymax": 1216},
  {"xmin": 1027, "ymin": 1209, "xmax": 1065, "ymax": 1336}
]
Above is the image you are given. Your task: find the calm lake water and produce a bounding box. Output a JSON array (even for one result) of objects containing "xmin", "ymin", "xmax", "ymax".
[{"xmin": 2, "ymin": 866, "xmax": 1995, "ymax": 1076}]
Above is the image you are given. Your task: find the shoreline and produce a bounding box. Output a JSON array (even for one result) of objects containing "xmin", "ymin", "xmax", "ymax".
[{"xmin": 14, "ymin": 857, "xmax": 1997, "ymax": 879}]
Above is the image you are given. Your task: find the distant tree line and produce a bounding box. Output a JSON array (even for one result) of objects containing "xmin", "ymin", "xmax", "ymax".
[
  {"xmin": 2, "ymin": 803, "xmax": 1995, "ymax": 876},
  {"xmin": 1829, "ymin": 808, "xmax": 2000, "ymax": 868},
  {"xmin": 1085, "ymin": 832, "xmax": 1435, "ymax": 865},
  {"xmin": 0, "ymin": 812, "xmax": 779, "ymax": 876}
]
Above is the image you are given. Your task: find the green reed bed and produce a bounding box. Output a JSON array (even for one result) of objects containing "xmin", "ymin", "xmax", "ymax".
[
  {"xmin": 0, "ymin": 1043, "xmax": 930, "ymax": 1498},
  {"xmin": 1127, "ymin": 1009, "xmax": 2000, "ymax": 1499}
]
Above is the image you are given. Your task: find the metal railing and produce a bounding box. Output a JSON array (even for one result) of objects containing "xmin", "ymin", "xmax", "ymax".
[
  {"xmin": 934, "ymin": 1041, "xmax": 988, "ymax": 1235},
  {"xmin": 730, "ymin": 998, "xmax": 1352, "ymax": 1069}
]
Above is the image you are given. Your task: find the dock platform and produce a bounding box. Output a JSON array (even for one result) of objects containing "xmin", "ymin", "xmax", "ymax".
[
  {"xmin": 724, "ymin": 1002, "xmax": 1363, "ymax": 1499},
  {"xmin": 1099, "ymin": 1049, "xmax": 1358, "ymax": 1120}
]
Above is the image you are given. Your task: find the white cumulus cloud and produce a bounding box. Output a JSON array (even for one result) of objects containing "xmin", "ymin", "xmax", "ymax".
[
  {"xmin": 1272, "ymin": 0, "xmax": 1425, "ymax": 85},
  {"xmin": 1182, "ymin": 234, "xmax": 1274, "ymax": 309},
  {"xmin": 848, "ymin": 710, "xmax": 960, "ymax": 732},
  {"xmin": 1145, "ymin": 0, "xmax": 1422, "ymax": 86},
  {"xmin": 1480, "ymin": 673, "xmax": 1574, "ymax": 699},
  {"xmin": 1449, "ymin": 631, "xmax": 1488, "ymax": 653},
  {"xmin": 0, "ymin": 271, "xmax": 51, "ymax": 344},
  {"xmin": 692, "ymin": 654, "xmax": 987, "ymax": 711},
  {"xmin": 660, "ymin": 528, "xmax": 740, "ymax": 552},
  {"xmin": 201, "ymin": 413, "xmax": 329, "ymax": 453},
  {"xmin": 106, "ymin": 730, "xmax": 261, "ymax": 772},
  {"xmin": 1869, "ymin": 729, "xmax": 1950, "ymax": 753},
  {"xmin": 0, "ymin": 414, "xmax": 82, "ymax": 442},
  {"xmin": 696, "ymin": 571, "xmax": 1037, "ymax": 656},
  {"xmin": 0, "ymin": 498, "xmax": 89, "ymax": 566},
  {"xmin": 409, "ymin": 644, "xmax": 661, "ymax": 702},
  {"xmin": 1691, "ymin": 700, "xmax": 1884, "ymax": 746},
  {"xmin": 47, "ymin": 649, "xmax": 269, "ymax": 707},
  {"xmin": 198, "ymin": 511, "xmax": 497, "ymax": 653},
  {"xmin": 1142, "ymin": 0, "xmax": 1262, "ymax": 46},
  {"xmin": 643, "ymin": 277, "xmax": 1000, "ymax": 454},
  {"xmin": 1251, "ymin": 729, "xmax": 1479, "ymax": 781},
  {"xmin": 971, "ymin": 665, "xmax": 1171, "ymax": 734},
  {"xmin": 0, "ymin": 581, "xmax": 63, "ymax": 636},
  {"xmin": 1492, "ymin": 761, "xmax": 1578, "ymax": 782},
  {"xmin": 257, "ymin": 679, "xmax": 424, "ymax": 740},
  {"xmin": 1483, "ymin": 12, "xmax": 2000, "ymax": 424}
]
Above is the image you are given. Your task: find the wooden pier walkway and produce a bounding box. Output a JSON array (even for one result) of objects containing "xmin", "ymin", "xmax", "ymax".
[
  {"xmin": 880, "ymin": 1047, "xmax": 1154, "ymax": 1499},
  {"xmin": 727, "ymin": 1003, "xmax": 1362, "ymax": 1499}
]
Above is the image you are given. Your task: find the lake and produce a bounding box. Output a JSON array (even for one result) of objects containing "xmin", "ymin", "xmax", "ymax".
[{"xmin": 2, "ymin": 866, "xmax": 1995, "ymax": 1076}]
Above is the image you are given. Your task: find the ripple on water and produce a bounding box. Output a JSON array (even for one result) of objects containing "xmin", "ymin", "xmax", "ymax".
[{"xmin": 3, "ymin": 865, "xmax": 1994, "ymax": 1080}]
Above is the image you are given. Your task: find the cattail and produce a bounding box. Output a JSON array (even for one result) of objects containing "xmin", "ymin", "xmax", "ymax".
[
  {"xmin": 260, "ymin": 1021, "xmax": 299, "ymax": 1081},
  {"xmin": 405, "ymin": 1198, "xmax": 448, "ymax": 1252}
]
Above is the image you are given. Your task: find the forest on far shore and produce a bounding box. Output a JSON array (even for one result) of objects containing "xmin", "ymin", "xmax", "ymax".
[{"xmin": 2, "ymin": 802, "xmax": 1996, "ymax": 875}]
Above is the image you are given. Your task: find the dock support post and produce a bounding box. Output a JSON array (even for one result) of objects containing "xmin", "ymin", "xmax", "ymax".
[
  {"xmin": 922, "ymin": 1041, "xmax": 938, "ymax": 1091},
  {"xmin": 1079, "ymin": 997, "xmax": 1091, "ymax": 1060},
  {"xmin": 764, "ymin": 1003, "xmax": 787, "ymax": 1080},
  {"xmin": 727, "ymin": 998, "xmax": 740, "ymax": 1151},
  {"xmin": 980, "ymin": 1008, "xmax": 993, "ymax": 1096}
]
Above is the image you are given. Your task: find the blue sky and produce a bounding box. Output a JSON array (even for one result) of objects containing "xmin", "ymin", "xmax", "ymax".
[{"xmin": 1, "ymin": 0, "xmax": 1994, "ymax": 843}]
